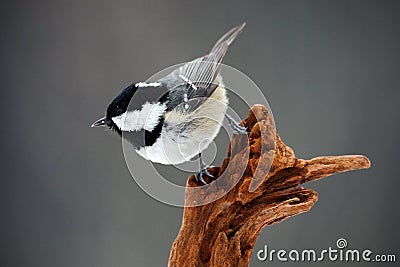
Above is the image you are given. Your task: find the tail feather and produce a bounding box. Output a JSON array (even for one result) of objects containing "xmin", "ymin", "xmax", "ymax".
[
  {"xmin": 172, "ymin": 23, "xmax": 246, "ymax": 92},
  {"xmin": 211, "ymin": 22, "xmax": 246, "ymax": 51}
]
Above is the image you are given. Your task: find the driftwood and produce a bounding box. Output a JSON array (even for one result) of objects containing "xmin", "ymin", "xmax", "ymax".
[{"xmin": 168, "ymin": 104, "xmax": 370, "ymax": 267}]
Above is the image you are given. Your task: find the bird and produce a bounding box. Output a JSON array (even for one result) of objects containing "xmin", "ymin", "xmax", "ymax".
[{"xmin": 92, "ymin": 23, "xmax": 247, "ymax": 184}]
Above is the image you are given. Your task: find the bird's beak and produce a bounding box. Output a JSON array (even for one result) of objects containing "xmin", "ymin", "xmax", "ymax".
[{"xmin": 91, "ymin": 117, "xmax": 108, "ymax": 127}]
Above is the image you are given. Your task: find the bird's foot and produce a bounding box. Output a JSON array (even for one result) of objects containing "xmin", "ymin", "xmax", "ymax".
[
  {"xmin": 225, "ymin": 113, "xmax": 247, "ymax": 135},
  {"xmin": 196, "ymin": 165, "xmax": 216, "ymax": 185}
]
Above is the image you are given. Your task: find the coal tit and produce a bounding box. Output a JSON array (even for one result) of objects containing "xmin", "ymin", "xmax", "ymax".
[{"xmin": 92, "ymin": 23, "xmax": 247, "ymax": 184}]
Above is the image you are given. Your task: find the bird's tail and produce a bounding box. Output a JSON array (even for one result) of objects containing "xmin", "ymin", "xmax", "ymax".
[
  {"xmin": 211, "ymin": 22, "xmax": 246, "ymax": 51},
  {"xmin": 172, "ymin": 23, "xmax": 246, "ymax": 91}
]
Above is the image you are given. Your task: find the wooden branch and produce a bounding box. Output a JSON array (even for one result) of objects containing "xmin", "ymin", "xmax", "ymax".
[{"xmin": 168, "ymin": 104, "xmax": 370, "ymax": 267}]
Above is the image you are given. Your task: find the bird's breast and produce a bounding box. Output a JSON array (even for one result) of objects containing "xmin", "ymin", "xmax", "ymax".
[{"xmin": 136, "ymin": 85, "xmax": 228, "ymax": 165}]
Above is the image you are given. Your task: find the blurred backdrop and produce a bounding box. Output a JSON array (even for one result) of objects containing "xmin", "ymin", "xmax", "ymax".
[{"xmin": 1, "ymin": 0, "xmax": 399, "ymax": 266}]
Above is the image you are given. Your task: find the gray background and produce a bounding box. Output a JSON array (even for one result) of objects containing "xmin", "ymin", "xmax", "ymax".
[{"xmin": 1, "ymin": 0, "xmax": 399, "ymax": 266}]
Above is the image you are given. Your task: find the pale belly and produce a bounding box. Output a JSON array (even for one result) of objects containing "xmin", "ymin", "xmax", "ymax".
[{"xmin": 136, "ymin": 85, "xmax": 228, "ymax": 165}]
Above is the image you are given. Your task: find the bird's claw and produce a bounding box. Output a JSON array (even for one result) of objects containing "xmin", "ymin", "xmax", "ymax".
[
  {"xmin": 196, "ymin": 166, "xmax": 215, "ymax": 185},
  {"xmin": 225, "ymin": 113, "xmax": 247, "ymax": 135},
  {"xmin": 231, "ymin": 124, "xmax": 247, "ymax": 135}
]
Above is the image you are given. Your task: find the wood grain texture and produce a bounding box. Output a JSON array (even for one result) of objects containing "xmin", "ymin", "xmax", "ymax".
[{"xmin": 168, "ymin": 105, "xmax": 370, "ymax": 267}]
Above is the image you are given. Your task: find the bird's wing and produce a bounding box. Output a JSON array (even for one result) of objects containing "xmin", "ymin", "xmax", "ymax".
[{"xmin": 165, "ymin": 23, "xmax": 246, "ymax": 113}]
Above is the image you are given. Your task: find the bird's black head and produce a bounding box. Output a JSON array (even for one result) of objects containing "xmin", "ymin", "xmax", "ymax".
[{"xmin": 92, "ymin": 83, "xmax": 138, "ymax": 135}]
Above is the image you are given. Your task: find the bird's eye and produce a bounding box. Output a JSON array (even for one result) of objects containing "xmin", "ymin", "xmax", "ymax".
[{"xmin": 115, "ymin": 105, "xmax": 123, "ymax": 114}]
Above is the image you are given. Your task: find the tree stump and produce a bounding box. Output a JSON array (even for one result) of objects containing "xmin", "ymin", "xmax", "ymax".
[{"xmin": 168, "ymin": 104, "xmax": 370, "ymax": 267}]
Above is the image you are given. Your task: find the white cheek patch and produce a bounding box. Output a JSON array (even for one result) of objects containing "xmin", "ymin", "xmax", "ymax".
[{"xmin": 112, "ymin": 102, "xmax": 166, "ymax": 132}]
